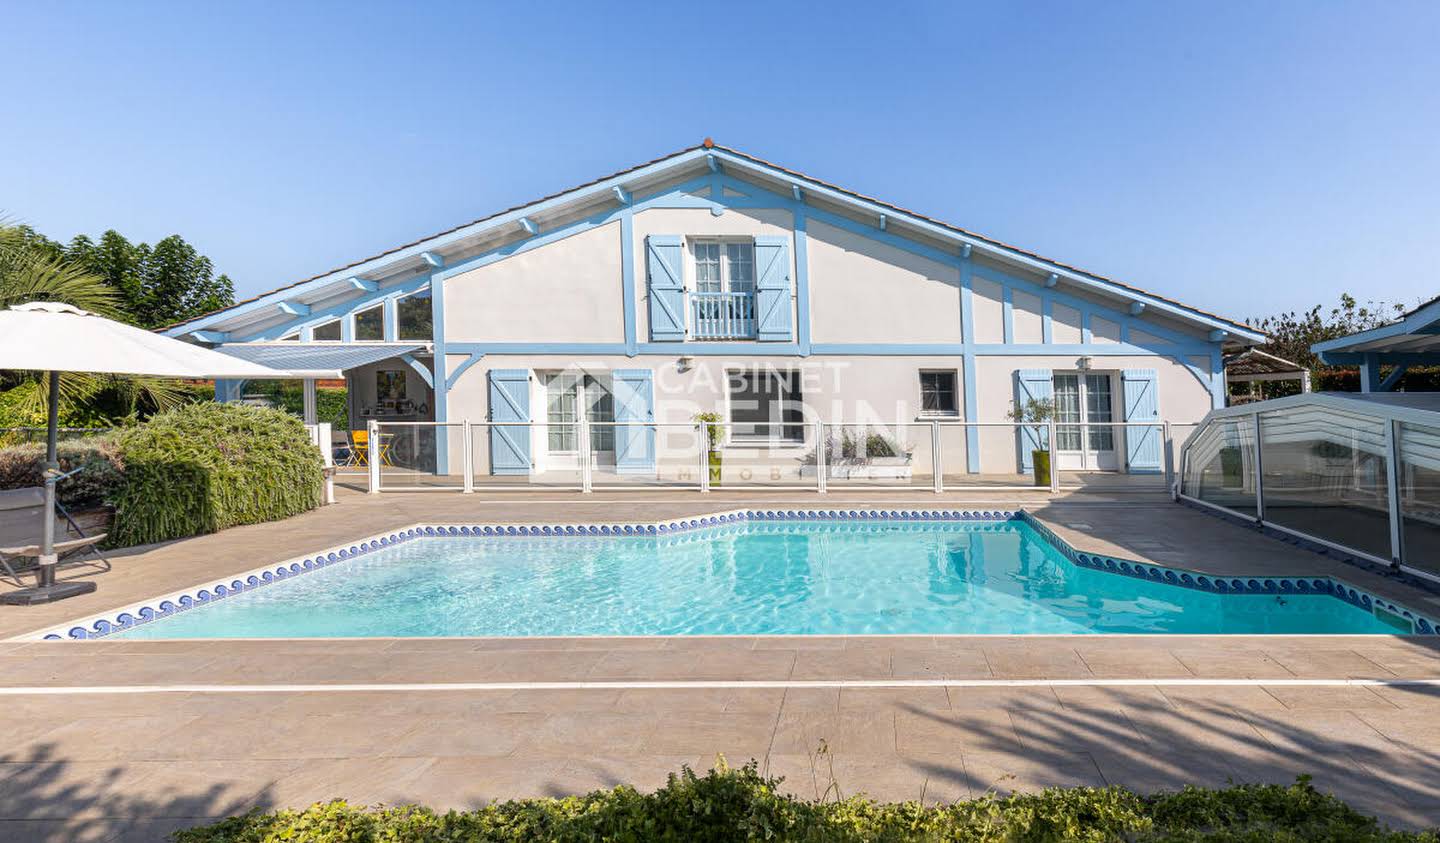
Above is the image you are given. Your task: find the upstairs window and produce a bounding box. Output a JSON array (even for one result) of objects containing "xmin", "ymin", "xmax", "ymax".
[
  {"xmin": 728, "ymin": 369, "xmax": 804, "ymax": 443},
  {"xmin": 919, "ymin": 371, "xmax": 959, "ymax": 417},
  {"xmin": 312, "ymin": 319, "xmax": 341, "ymax": 341},
  {"xmin": 397, "ymin": 288, "xmax": 433, "ymax": 340},
  {"xmin": 692, "ymin": 241, "xmax": 755, "ymax": 295},
  {"xmin": 354, "ymin": 304, "xmax": 384, "ymax": 341}
]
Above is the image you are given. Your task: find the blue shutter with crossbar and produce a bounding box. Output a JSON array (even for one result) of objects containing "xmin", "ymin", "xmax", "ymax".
[
  {"xmin": 645, "ymin": 236, "xmax": 685, "ymax": 341},
  {"xmin": 613, "ymin": 369, "xmax": 655, "ymax": 474},
  {"xmin": 754, "ymin": 236, "xmax": 793, "ymax": 341},
  {"xmin": 1122, "ymin": 369, "xmax": 1162, "ymax": 473},
  {"xmin": 1014, "ymin": 369, "xmax": 1053, "ymax": 473},
  {"xmin": 487, "ymin": 369, "xmax": 531, "ymax": 475}
]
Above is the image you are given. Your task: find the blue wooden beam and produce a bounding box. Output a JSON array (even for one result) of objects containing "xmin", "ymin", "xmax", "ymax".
[
  {"xmin": 1208, "ymin": 329, "xmax": 1227, "ymax": 342},
  {"xmin": 1045, "ymin": 273, "xmax": 1059, "ymax": 288},
  {"xmin": 277, "ymin": 301, "xmax": 310, "ymax": 317},
  {"xmin": 1379, "ymin": 364, "xmax": 1410, "ymax": 392},
  {"xmin": 347, "ymin": 276, "xmax": 378, "ymax": 292},
  {"xmin": 612, "ymin": 186, "xmax": 630, "ymax": 205},
  {"xmin": 188, "ymin": 330, "xmax": 228, "ymax": 344},
  {"xmin": 707, "ymin": 154, "xmax": 720, "ymax": 173},
  {"xmin": 877, "ymin": 214, "xmax": 887, "ymax": 231},
  {"xmin": 961, "ymin": 243, "xmax": 972, "ymax": 259},
  {"xmin": 420, "ymin": 251, "xmax": 444, "ymax": 269},
  {"xmin": 518, "ymin": 217, "xmax": 539, "ymax": 236},
  {"xmin": 791, "ymin": 184, "xmax": 803, "ymax": 202},
  {"xmin": 1129, "ymin": 301, "xmax": 1146, "ymax": 315}
]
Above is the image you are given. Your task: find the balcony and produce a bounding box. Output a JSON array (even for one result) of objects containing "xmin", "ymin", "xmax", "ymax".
[{"xmin": 690, "ymin": 292, "xmax": 756, "ymax": 340}]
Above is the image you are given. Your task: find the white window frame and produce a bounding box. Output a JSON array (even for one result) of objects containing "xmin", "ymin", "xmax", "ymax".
[
  {"xmin": 689, "ymin": 239, "xmax": 756, "ymax": 295},
  {"xmin": 310, "ymin": 318, "xmax": 342, "ymax": 342},
  {"xmin": 917, "ymin": 369, "xmax": 960, "ymax": 418},
  {"xmin": 395, "ymin": 286, "xmax": 433, "ymax": 341},
  {"xmin": 353, "ymin": 302, "xmax": 385, "ymax": 342}
]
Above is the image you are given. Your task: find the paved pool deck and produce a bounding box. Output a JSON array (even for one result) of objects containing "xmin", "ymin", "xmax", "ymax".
[{"xmin": 1, "ymin": 484, "xmax": 1439, "ymax": 840}]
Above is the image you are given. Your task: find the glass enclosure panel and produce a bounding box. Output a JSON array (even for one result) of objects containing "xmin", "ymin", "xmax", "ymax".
[
  {"xmin": 1398, "ymin": 421, "xmax": 1440, "ymax": 575},
  {"xmin": 1259, "ymin": 406, "xmax": 1390, "ymax": 559},
  {"xmin": 397, "ymin": 288, "xmax": 433, "ymax": 340},
  {"xmin": 1182, "ymin": 416, "xmax": 1257, "ymax": 516},
  {"xmin": 354, "ymin": 304, "xmax": 384, "ymax": 341}
]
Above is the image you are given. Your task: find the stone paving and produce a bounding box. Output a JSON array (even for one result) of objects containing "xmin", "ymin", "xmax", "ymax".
[{"xmin": 0, "ymin": 485, "xmax": 1438, "ymax": 840}]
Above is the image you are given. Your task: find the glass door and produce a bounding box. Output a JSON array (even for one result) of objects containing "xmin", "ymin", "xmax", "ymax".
[
  {"xmin": 544, "ymin": 373, "xmax": 614, "ymax": 469},
  {"xmin": 1053, "ymin": 373, "xmax": 1118, "ymax": 471}
]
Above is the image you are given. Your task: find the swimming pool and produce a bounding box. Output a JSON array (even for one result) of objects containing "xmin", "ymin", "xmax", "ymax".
[{"xmin": 55, "ymin": 510, "xmax": 1430, "ymax": 640}]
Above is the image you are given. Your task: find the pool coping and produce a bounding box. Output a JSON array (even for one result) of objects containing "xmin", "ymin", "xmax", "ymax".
[{"xmin": 22, "ymin": 507, "xmax": 1440, "ymax": 641}]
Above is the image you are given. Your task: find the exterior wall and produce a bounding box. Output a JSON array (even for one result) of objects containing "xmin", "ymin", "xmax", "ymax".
[
  {"xmin": 446, "ymin": 351, "xmax": 1210, "ymax": 478},
  {"xmin": 972, "ymin": 354, "xmax": 1213, "ymax": 472},
  {"xmin": 444, "ymin": 221, "xmax": 625, "ymax": 343},
  {"xmin": 806, "ymin": 220, "xmax": 961, "ymax": 343}
]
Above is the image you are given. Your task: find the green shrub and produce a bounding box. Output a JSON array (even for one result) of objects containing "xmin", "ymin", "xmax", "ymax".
[
  {"xmin": 172, "ymin": 763, "xmax": 1436, "ymax": 842},
  {"xmin": 110, "ymin": 402, "xmax": 322, "ymax": 547},
  {"xmin": 0, "ymin": 435, "xmax": 123, "ymax": 509}
]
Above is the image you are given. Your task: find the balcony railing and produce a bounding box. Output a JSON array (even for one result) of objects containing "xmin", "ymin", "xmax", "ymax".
[{"xmin": 690, "ymin": 292, "xmax": 756, "ymax": 339}]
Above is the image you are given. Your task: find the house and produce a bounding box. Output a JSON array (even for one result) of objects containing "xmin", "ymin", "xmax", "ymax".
[{"xmin": 164, "ymin": 141, "xmax": 1264, "ymax": 484}]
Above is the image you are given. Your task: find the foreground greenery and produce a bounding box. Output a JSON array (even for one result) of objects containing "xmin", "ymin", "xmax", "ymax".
[
  {"xmin": 174, "ymin": 763, "xmax": 1434, "ymax": 842},
  {"xmin": 109, "ymin": 402, "xmax": 323, "ymax": 546}
]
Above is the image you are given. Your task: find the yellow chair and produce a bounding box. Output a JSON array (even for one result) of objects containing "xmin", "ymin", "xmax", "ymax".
[{"xmin": 349, "ymin": 429, "xmax": 394, "ymax": 467}]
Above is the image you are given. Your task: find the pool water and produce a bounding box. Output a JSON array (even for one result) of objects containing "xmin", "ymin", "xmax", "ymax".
[{"xmin": 114, "ymin": 520, "xmax": 1408, "ymax": 638}]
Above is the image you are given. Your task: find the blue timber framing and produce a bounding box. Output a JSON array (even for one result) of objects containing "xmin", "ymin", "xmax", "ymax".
[
  {"xmin": 183, "ymin": 159, "xmax": 1248, "ymax": 477},
  {"xmin": 430, "ymin": 268, "xmax": 449, "ymax": 474},
  {"xmin": 958, "ymin": 246, "xmax": 980, "ymax": 472}
]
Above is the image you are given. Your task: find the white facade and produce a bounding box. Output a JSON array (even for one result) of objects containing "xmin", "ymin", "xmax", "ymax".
[{"xmin": 166, "ymin": 144, "xmax": 1262, "ymax": 482}]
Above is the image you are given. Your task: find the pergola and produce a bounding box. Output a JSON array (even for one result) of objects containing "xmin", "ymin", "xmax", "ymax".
[
  {"xmin": 1223, "ymin": 348, "xmax": 1310, "ymax": 402},
  {"xmin": 1313, "ymin": 296, "xmax": 1440, "ymax": 392}
]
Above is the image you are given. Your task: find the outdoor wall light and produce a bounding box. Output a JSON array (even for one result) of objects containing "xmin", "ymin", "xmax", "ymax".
[
  {"xmin": 1077, "ymin": 356, "xmax": 1092, "ymax": 371},
  {"xmin": 678, "ymin": 356, "xmax": 694, "ymax": 373}
]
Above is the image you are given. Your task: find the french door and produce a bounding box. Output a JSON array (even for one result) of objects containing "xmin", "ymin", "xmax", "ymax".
[
  {"xmin": 544, "ymin": 373, "xmax": 614, "ymax": 468},
  {"xmin": 1053, "ymin": 373, "xmax": 1118, "ymax": 470}
]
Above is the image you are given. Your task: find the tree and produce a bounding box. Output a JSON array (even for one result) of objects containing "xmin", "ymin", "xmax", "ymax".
[
  {"xmin": 62, "ymin": 230, "xmax": 235, "ymax": 329},
  {"xmin": 0, "ymin": 218, "xmax": 188, "ymax": 425},
  {"xmin": 1245, "ymin": 294, "xmax": 1413, "ymax": 398}
]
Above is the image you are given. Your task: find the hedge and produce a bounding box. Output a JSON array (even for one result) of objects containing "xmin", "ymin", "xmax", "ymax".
[
  {"xmin": 0, "ymin": 435, "xmax": 123, "ymax": 509},
  {"xmin": 110, "ymin": 402, "xmax": 323, "ymax": 546},
  {"xmin": 173, "ymin": 763, "xmax": 1435, "ymax": 842}
]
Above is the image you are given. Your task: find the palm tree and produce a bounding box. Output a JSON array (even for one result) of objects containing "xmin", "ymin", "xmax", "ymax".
[{"xmin": 0, "ymin": 218, "xmax": 188, "ymax": 426}]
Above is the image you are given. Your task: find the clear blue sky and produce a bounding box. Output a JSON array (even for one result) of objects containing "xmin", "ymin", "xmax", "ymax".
[{"xmin": 3, "ymin": 1, "xmax": 1437, "ymax": 324}]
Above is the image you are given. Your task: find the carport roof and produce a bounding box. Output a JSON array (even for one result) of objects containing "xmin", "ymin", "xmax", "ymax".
[{"xmin": 215, "ymin": 343, "xmax": 425, "ymax": 379}]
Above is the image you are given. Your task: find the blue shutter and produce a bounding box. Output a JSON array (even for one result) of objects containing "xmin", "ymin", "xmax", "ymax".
[
  {"xmin": 754, "ymin": 236, "xmax": 793, "ymax": 341},
  {"xmin": 613, "ymin": 369, "xmax": 655, "ymax": 474},
  {"xmin": 646, "ymin": 235, "xmax": 685, "ymax": 341},
  {"xmin": 1014, "ymin": 369, "xmax": 1053, "ymax": 472},
  {"xmin": 487, "ymin": 369, "xmax": 531, "ymax": 475},
  {"xmin": 1122, "ymin": 369, "xmax": 1161, "ymax": 473}
]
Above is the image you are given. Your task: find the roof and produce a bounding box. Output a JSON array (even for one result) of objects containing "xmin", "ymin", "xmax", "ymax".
[
  {"xmin": 215, "ymin": 342, "xmax": 425, "ymax": 379},
  {"xmin": 1223, "ymin": 348, "xmax": 1306, "ymax": 377},
  {"xmin": 1313, "ymin": 296, "xmax": 1440, "ymax": 362},
  {"xmin": 165, "ymin": 140, "xmax": 1265, "ymax": 342}
]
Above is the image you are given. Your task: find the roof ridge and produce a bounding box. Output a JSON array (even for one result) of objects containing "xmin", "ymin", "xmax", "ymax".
[{"xmin": 168, "ymin": 140, "xmax": 1260, "ymax": 337}]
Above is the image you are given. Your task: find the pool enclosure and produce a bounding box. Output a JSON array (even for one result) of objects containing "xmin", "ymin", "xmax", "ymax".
[{"xmin": 1180, "ymin": 391, "xmax": 1440, "ymax": 584}]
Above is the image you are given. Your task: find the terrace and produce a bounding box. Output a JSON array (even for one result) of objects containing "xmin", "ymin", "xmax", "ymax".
[{"xmin": 3, "ymin": 484, "xmax": 1440, "ymax": 838}]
